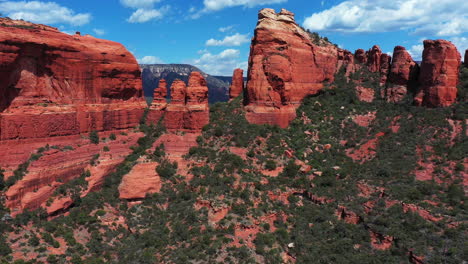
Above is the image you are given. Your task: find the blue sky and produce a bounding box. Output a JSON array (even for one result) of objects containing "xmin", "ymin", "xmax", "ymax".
[{"xmin": 0, "ymin": 0, "xmax": 467, "ymax": 75}]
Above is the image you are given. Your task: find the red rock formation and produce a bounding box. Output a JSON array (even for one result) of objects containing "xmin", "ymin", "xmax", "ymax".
[
  {"xmin": 337, "ymin": 49, "xmax": 356, "ymax": 75},
  {"xmin": 0, "ymin": 18, "xmax": 146, "ymax": 140},
  {"xmin": 355, "ymin": 49, "xmax": 367, "ymax": 64},
  {"xmin": 367, "ymin": 45, "xmax": 383, "ymax": 73},
  {"xmin": 415, "ymin": 40, "xmax": 461, "ymax": 107},
  {"xmin": 244, "ymin": 8, "xmax": 332, "ymax": 128},
  {"xmin": 379, "ymin": 53, "xmax": 391, "ymax": 84},
  {"xmin": 187, "ymin": 72, "xmax": 208, "ymax": 105},
  {"xmin": 118, "ymin": 162, "xmax": 161, "ymax": 200},
  {"xmin": 229, "ymin": 68, "xmax": 244, "ymax": 99},
  {"xmin": 3, "ymin": 131, "xmax": 142, "ymax": 215},
  {"xmin": 385, "ymin": 46, "xmax": 419, "ymax": 103},
  {"xmin": 164, "ymin": 73, "xmax": 209, "ymax": 131},
  {"xmin": 153, "ymin": 79, "xmax": 168, "ymax": 104},
  {"xmin": 147, "ymin": 79, "xmax": 168, "ymax": 124}
]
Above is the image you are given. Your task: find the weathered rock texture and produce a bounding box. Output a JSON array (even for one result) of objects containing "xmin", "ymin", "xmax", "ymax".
[
  {"xmin": 0, "ymin": 18, "xmax": 146, "ymax": 140},
  {"xmin": 148, "ymin": 72, "xmax": 209, "ymax": 131},
  {"xmin": 415, "ymin": 40, "xmax": 461, "ymax": 107},
  {"xmin": 244, "ymin": 8, "xmax": 347, "ymax": 128},
  {"xmin": 229, "ymin": 68, "xmax": 244, "ymax": 99},
  {"xmin": 118, "ymin": 161, "xmax": 161, "ymax": 200},
  {"xmin": 385, "ymin": 46, "xmax": 419, "ymax": 102}
]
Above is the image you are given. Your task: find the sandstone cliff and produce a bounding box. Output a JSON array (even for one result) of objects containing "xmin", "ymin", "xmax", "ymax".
[
  {"xmin": 229, "ymin": 68, "xmax": 244, "ymax": 99},
  {"xmin": 0, "ymin": 18, "xmax": 146, "ymax": 140},
  {"xmin": 415, "ymin": 40, "xmax": 461, "ymax": 107}
]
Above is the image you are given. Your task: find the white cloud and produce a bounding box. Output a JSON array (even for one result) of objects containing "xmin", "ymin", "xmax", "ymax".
[
  {"xmin": 219, "ymin": 25, "xmax": 234, "ymax": 32},
  {"xmin": 408, "ymin": 38, "xmax": 468, "ymax": 61},
  {"xmin": 0, "ymin": 1, "xmax": 91, "ymax": 26},
  {"xmin": 120, "ymin": 0, "xmax": 161, "ymax": 8},
  {"xmin": 449, "ymin": 37, "xmax": 468, "ymax": 57},
  {"xmin": 138, "ymin": 56, "xmax": 164, "ymax": 64},
  {"xmin": 408, "ymin": 44, "xmax": 423, "ymax": 61},
  {"xmin": 127, "ymin": 7, "xmax": 168, "ymax": 23},
  {"xmin": 206, "ymin": 33, "xmax": 250, "ymax": 46},
  {"xmin": 191, "ymin": 0, "xmax": 287, "ymax": 18},
  {"xmin": 303, "ymin": 0, "xmax": 468, "ymax": 37},
  {"xmin": 92, "ymin": 28, "xmax": 105, "ymax": 36},
  {"xmin": 202, "ymin": 0, "xmax": 287, "ymax": 11},
  {"xmin": 189, "ymin": 49, "xmax": 247, "ymax": 75}
]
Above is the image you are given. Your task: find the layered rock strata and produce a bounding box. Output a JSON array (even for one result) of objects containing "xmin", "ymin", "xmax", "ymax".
[{"xmin": 0, "ymin": 18, "xmax": 146, "ymax": 140}]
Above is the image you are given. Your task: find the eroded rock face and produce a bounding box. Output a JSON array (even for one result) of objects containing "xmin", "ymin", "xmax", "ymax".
[
  {"xmin": 153, "ymin": 79, "xmax": 168, "ymax": 104},
  {"xmin": 415, "ymin": 40, "xmax": 461, "ymax": 107},
  {"xmin": 244, "ymin": 8, "xmax": 331, "ymax": 128},
  {"xmin": 187, "ymin": 72, "xmax": 208, "ymax": 105},
  {"xmin": 367, "ymin": 45, "xmax": 383, "ymax": 73},
  {"xmin": 164, "ymin": 73, "xmax": 209, "ymax": 131},
  {"xmin": 355, "ymin": 49, "xmax": 367, "ymax": 64},
  {"xmin": 229, "ymin": 68, "xmax": 244, "ymax": 99},
  {"xmin": 118, "ymin": 162, "xmax": 161, "ymax": 200},
  {"xmin": 0, "ymin": 18, "xmax": 146, "ymax": 140},
  {"xmin": 385, "ymin": 46, "xmax": 419, "ymax": 102}
]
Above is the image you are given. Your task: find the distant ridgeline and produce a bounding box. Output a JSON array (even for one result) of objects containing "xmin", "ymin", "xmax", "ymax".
[{"xmin": 140, "ymin": 64, "xmax": 237, "ymax": 104}]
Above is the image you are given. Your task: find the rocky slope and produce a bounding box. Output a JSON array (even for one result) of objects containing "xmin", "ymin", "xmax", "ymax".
[{"xmin": 140, "ymin": 64, "xmax": 229, "ymax": 103}]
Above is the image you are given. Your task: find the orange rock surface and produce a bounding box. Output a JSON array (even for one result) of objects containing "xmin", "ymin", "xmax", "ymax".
[
  {"xmin": 385, "ymin": 46, "xmax": 419, "ymax": 102},
  {"xmin": 0, "ymin": 18, "xmax": 146, "ymax": 140},
  {"xmin": 118, "ymin": 161, "xmax": 161, "ymax": 200},
  {"xmin": 229, "ymin": 68, "xmax": 244, "ymax": 99},
  {"xmin": 415, "ymin": 40, "xmax": 461, "ymax": 107}
]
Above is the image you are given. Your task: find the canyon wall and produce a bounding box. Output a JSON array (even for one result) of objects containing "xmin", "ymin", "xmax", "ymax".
[{"xmin": 0, "ymin": 18, "xmax": 147, "ymax": 140}]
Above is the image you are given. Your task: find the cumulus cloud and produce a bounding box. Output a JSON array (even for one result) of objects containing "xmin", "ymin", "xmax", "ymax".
[
  {"xmin": 206, "ymin": 33, "xmax": 250, "ymax": 46},
  {"xmin": 303, "ymin": 0, "xmax": 468, "ymax": 37},
  {"xmin": 408, "ymin": 44, "xmax": 424, "ymax": 61},
  {"xmin": 0, "ymin": 1, "xmax": 91, "ymax": 26},
  {"xmin": 120, "ymin": 0, "xmax": 161, "ymax": 8},
  {"xmin": 121, "ymin": 0, "xmax": 168, "ymax": 23},
  {"xmin": 189, "ymin": 49, "xmax": 247, "ymax": 76},
  {"xmin": 191, "ymin": 0, "xmax": 287, "ymax": 18},
  {"xmin": 202, "ymin": 0, "xmax": 287, "ymax": 11},
  {"xmin": 138, "ymin": 56, "xmax": 164, "ymax": 64},
  {"xmin": 92, "ymin": 28, "xmax": 105, "ymax": 36},
  {"xmin": 449, "ymin": 37, "xmax": 468, "ymax": 57},
  {"xmin": 127, "ymin": 7, "xmax": 167, "ymax": 23}
]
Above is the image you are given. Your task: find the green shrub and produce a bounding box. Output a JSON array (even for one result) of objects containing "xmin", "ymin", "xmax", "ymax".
[
  {"xmin": 89, "ymin": 130, "xmax": 99, "ymax": 144},
  {"xmin": 156, "ymin": 160, "xmax": 178, "ymax": 179}
]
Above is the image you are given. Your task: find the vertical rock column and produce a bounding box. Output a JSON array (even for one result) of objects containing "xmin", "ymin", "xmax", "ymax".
[{"xmin": 415, "ymin": 40, "xmax": 461, "ymax": 107}]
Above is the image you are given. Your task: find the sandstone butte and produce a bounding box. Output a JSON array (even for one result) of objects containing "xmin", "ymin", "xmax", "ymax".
[
  {"xmin": 242, "ymin": 8, "xmax": 463, "ymax": 127},
  {"xmin": 148, "ymin": 72, "xmax": 209, "ymax": 131},
  {"xmin": 415, "ymin": 40, "xmax": 461, "ymax": 107},
  {"xmin": 229, "ymin": 68, "xmax": 244, "ymax": 99},
  {"xmin": 0, "ymin": 17, "xmax": 147, "ymax": 140},
  {"xmin": 244, "ymin": 8, "xmax": 355, "ymax": 128},
  {"xmin": 385, "ymin": 46, "xmax": 420, "ymax": 103}
]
